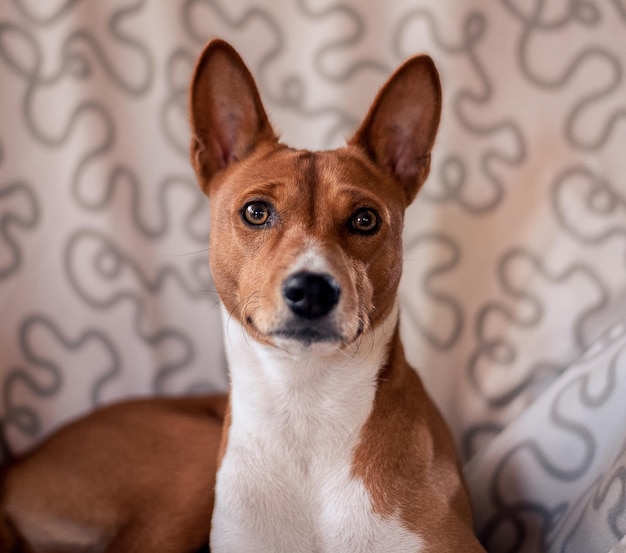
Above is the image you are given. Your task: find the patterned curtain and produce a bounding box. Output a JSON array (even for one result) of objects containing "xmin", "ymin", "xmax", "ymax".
[{"xmin": 1, "ymin": 1, "xmax": 625, "ymax": 551}]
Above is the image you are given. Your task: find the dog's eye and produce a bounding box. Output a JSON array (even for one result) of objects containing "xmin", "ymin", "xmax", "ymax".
[
  {"xmin": 350, "ymin": 208, "xmax": 379, "ymax": 235},
  {"xmin": 242, "ymin": 201, "xmax": 271, "ymax": 226}
]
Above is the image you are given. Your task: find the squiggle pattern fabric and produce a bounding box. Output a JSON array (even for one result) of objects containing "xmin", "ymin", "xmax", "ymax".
[{"xmin": 0, "ymin": 1, "xmax": 624, "ymax": 551}]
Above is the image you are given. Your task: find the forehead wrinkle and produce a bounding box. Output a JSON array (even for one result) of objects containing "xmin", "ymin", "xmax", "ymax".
[
  {"xmin": 238, "ymin": 149, "xmax": 313, "ymax": 197},
  {"xmin": 294, "ymin": 151, "xmax": 317, "ymax": 231},
  {"xmin": 312, "ymin": 152, "xmax": 375, "ymax": 205},
  {"xmin": 310, "ymin": 152, "xmax": 349, "ymax": 236}
]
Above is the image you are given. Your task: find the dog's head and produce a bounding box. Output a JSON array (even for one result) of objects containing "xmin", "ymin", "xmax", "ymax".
[{"xmin": 190, "ymin": 40, "xmax": 441, "ymax": 357}]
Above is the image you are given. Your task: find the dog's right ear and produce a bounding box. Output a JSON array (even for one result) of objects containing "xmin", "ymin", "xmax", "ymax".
[
  {"xmin": 189, "ymin": 40, "xmax": 277, "ymax": 193},
  {"xmin": 349, "ymin": 55, "xmax": 441, "ymax": 206}
]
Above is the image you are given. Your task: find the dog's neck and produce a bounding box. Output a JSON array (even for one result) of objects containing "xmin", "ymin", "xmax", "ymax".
[{"xmin": 221, "ymin": 303, "xmax": 399, "ymax": 449}]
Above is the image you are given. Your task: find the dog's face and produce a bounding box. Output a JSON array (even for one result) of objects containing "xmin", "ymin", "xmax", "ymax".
[
  {"xmin": 204, "ymin": 143, "xmax": 406, "ymax": 356},
  {"xmin": 190, "ymin": 41, "xmax": 441, "ymax": 356}
]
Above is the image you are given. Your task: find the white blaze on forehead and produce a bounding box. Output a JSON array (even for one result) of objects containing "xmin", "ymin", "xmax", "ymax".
[{"xmin": 287, "ymin": 244, "xmax": 331, "ymax": 275}]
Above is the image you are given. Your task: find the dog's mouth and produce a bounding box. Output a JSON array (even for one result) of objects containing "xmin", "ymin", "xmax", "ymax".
[
  {"xmin": 269, "ymin": 325, "xmax": 342, "ymax": 346},
  {"xmin": 246, "ymin": 314, "xmax": 366, "ymax": 352}
]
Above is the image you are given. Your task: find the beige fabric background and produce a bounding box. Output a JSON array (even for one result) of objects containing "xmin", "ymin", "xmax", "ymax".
[{"xmin": 1, "ymin": 1, "xmax": 625, "ymax": 551}]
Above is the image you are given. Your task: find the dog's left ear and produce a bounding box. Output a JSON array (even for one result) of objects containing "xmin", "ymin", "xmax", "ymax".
[
  {"xmin": 189, "ymin": 39, "xmax": 277, "ymax": 193},
  {"xmin": 349, "ymin": 55, "xmax": 441, "ymax": 205}
]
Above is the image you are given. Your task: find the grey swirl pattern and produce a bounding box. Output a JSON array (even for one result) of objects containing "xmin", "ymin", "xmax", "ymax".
[
  {"xmin": 0, "ymin": 1, "xmax": 625, "ymax": 551},
  {"xmin": 0, "ymin": 176, "xmax": 39, "ymax": 279},
  {"xmin": 466, "ymin": 319, "xmax": 626, "ymax": 553},
  {"xmin": 1, "ymin": 314, "xmax": 121, "ymax": 449}
]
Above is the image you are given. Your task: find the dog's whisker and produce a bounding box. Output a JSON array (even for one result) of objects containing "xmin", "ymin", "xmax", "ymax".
[
  {"xmin": 161, "ymin": 248, "xmax": 210, "ymax": 257},
  {"xmin": 224, "ymin": 295, "xmax": 252, "ymax": 351},
  {"xmin": 192, "ymin": 288, "xmax": 221, "ymax": 296}
]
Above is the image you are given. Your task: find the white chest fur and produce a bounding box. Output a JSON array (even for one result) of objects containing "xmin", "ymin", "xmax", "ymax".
[{"xmin": 210, "ymin": 306, "xmax": 423, "ymax": 553}]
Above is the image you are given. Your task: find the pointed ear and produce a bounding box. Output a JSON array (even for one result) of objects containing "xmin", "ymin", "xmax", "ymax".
[
  {"xmin": 349, "ymin": 55, "xmax": 442, "ymax": 205},
  {"xmin": 189, "ymin": 39, "xmax": 277, "ymax": 193}
]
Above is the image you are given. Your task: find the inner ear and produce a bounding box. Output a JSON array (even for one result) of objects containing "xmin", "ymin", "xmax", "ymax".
[
  {"xmin": 349, "ymin": 55, "xmax": 442, "ymax": 205},
  {"xmin": 189, "ymin": 40, "xmax": 277, "ymax": 192}
]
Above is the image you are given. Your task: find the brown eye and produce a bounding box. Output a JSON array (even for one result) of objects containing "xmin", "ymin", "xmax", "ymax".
[
  {"xmin": 350, "ymin": 208, "xmax": 379, "ymax": 235},
  {"xmin": 243, "ymin": 202, "xmax": 271, "ymax": 226}
]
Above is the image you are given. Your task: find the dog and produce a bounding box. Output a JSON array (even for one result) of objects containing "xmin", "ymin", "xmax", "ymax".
[
  {"xmin": 0, "ymin": 393, "xmax": 226, "ymax": 553},
  {"xmin": 189, "ymin": 40, "xmax": 486, "ymax": 552}
]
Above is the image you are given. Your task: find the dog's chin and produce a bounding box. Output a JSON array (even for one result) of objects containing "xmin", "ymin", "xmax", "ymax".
[
  {"xmin": 271, "ymin": 335, "xmax": 343, "ymax": 358},
  {"xmin": 270, "ymin": 327, "xmax": 346, "ymax": 358}
]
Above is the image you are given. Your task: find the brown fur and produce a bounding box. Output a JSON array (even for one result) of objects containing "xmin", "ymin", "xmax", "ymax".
[
  {"xmin": 189, "ymin": 40, "xmax": 485, "ymax": 551},
  {"xmin": 203, "ymin": 144, "xmax": 406, "ymax": 346},
  {"xmin": 0, "ymin": 36, "xmax": 484, "ymax": 553},
  {"xmin": 352, "ymin": 329, "xmax": 479, "ymax": 546},
  {"xmin": 0, "ymin": 394, "xmax": 226, "ymax": 553}
]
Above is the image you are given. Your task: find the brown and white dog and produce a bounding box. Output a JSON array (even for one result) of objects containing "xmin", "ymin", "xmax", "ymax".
[
  {"xmin": 189, "ymin": 40, "xmax": 485, "ymax": 552},
  {"xmin": 0, "ymin": 394, "xmax": 226, "ymax": 553}
]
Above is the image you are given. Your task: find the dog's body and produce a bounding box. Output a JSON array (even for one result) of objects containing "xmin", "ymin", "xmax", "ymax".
[
  {"xmin": 190, "ymin": 40, "xmax": 485, "ymax": 552},
  {"xmin": 0, "ymin": 39, "xmax": 485, "ymax": 553},
  {"xmin": 0, "ymin": 394, "xmax": 226, "ymax": 553}
]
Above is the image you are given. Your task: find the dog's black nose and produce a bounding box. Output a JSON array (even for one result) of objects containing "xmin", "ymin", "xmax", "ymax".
[{"xmin": 282, "ymin": 271, "xmax": 341, "ymax": 320}]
